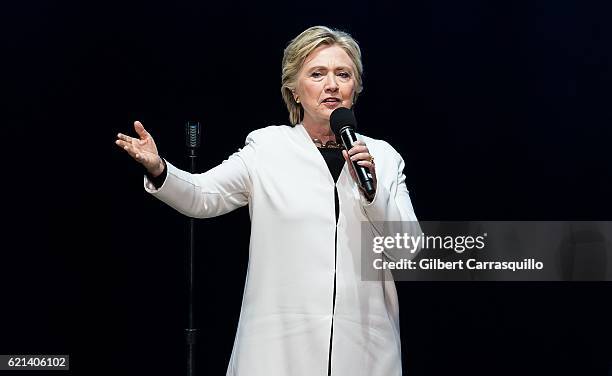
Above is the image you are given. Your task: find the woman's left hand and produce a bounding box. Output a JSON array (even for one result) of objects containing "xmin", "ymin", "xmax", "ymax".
[{"xmin": 342, "ymin": 140, "xmax": 377, "ymax": 200}]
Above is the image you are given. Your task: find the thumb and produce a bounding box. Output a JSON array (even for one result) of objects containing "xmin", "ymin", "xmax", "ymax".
[
  {"xmin": 343, "ymin": 150, "xmax": 357, "ymax": 180},
  {"xmin": 133, "ymin": 121, "xmax": 149, "ymax": 140},
  {"xmin": 342, "ymin": 149, "xmax": 350, "ymax": 162}
]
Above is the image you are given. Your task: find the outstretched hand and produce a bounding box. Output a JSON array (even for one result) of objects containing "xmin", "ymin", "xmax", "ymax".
[{"xmin": 115, "ymin": 121, "xmax": 165, "ymax": 177}]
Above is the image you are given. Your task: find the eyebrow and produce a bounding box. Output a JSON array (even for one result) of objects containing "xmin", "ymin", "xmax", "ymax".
[{"xmin": 307, "ymin": 65, "xmax": 353, "ymax": 71}]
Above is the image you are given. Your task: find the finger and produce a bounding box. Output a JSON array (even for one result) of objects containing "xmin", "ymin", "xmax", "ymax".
[
  {"xmin": 117, "ymin": 133, "xmax": 134, "ymax": 143},
  {"xmin": 133, "ymin": 121, "xmax": 149, "ymax": 140},
  {"xmin": 118, "ymin": 141, "xmax": 135, "ymax": 156},
  {"xmin": 347, "ymin": 145, "xmax": 368, "ymax": 156},
  {"xmin": 343, "ymin": 150, "xmax": 358, "ymax": 180},
  {"xmin": 342, "ymin": 150, "xmax": 351, "ymax": 164},
  {"xmin": 120, "ymin": 141, "xmax": 142, "ymax": 159},
  {"xmin": 348, "ymin": 140, "xmax": 365, "ymax": 151},
  {"xmin": 349, "ymin": 152, "xmax": 373, "ymax": 162},
  {"xmin": 356, "ymin": 160, "xmax": 375, "ymax": 170},
  {"xmin": 356, "ymin": 161, "xmax": 377, "ymax": 185},
  {"xmin": 115, "ymin": 139, "xmax": 137, "ymax": 151},
  {"xmin": 116, "ymin": 138, "xmax": 151, "ymax": 165}
]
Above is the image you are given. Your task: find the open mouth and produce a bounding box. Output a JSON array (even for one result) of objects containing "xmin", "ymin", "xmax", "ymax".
[{"xmin": 322, "ymin": 98, "xmax": 341, "ymax": 104}]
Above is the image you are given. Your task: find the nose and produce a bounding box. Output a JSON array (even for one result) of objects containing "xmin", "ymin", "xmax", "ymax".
[{"xmin": 324, "ymin": 72, "xmax": 339, "ymax": 93}]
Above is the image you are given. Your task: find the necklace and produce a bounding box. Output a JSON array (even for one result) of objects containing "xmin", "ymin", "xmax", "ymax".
[{"xmin": 312, "ymin": 138, "xmax": 344, "ymax": 149}]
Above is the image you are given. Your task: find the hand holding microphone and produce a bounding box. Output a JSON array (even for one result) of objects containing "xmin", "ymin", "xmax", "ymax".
[
  {"xmin": 343, "ymin": 140, "xmax": 377, "ymax": 196},
  {"xmin": 330, "ymin": 107, "xmax": 377, "ymax": 199}
]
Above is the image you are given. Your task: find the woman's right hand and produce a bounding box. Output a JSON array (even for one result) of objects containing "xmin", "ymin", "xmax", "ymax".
[{"xmin": 115, "ymin": 121, "xmax": 165, "ymax": 177}]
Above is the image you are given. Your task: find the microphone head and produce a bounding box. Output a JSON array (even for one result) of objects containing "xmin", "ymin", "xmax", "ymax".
[
  {"xmin": 330, "ymin": 107, "xmax": 357, "ymax": 135},
  {"xmin": 185, "ymin": 120, "xmax": 201, "ymax": 149}
]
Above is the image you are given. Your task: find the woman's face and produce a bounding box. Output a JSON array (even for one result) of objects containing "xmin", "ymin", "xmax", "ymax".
[{"xmin": 294, "ymin": 44, "xmax": 357, "ymax": 127}]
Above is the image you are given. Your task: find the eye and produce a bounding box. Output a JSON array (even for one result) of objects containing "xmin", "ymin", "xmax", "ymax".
[
  {"xmin": 338, "ymin": 72, "xmax": 351, "ymax": 79},
  {"xmin": 310, "ymin": 71, "xmax": 323, "ymax": 79}
]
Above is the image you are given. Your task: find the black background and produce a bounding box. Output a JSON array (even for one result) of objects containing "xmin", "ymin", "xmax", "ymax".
[{"xmin": 3, "ymin": 0, "xmax": 612, "ymax": 375}]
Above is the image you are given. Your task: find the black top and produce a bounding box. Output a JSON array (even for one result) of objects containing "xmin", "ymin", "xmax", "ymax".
[
  {"xmin": 317, "ymin": 148, "xmax": 345, "ymax": 223},
  {"xmin": 317, "ymin": 148, "xmax": 345, "ymax": 184}
]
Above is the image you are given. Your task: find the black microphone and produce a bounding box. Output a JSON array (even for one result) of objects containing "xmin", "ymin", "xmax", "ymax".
[
  {"xmin": 185, "ymin": 121, "xmax": 201, "ymax": 157},
  {"xmin": 330, "ymin": 107, "xmax": 376, "ymax": 196}
]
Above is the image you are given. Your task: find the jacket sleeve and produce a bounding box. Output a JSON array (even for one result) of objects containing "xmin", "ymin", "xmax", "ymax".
[
  {"xmin": 360, "ymin": 147, "xmax": 422, "ymax": 262},
  {"xmin": 143, "ymin": 133, "xmax": 256, "ymax": 218}
]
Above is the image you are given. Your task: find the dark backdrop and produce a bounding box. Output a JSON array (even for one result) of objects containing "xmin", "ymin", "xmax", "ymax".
[{"xmin": 3, "ymin": 0, "xmax": 612, "ymax": 375}]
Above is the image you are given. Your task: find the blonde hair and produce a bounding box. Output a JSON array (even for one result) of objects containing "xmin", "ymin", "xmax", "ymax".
[{"xmin": 281, "ymin": 26, "xmax": 364, "ymax": 125}]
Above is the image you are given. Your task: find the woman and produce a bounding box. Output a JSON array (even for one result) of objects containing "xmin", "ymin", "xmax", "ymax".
[{"xmin": 115, "ymin": 26, "xmax": 418, "ymax": 376}]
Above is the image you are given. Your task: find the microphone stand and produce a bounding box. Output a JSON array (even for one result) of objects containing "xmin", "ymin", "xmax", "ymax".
[{"xmin": 185, "ymin": 121, "xmax": 201, "ymax": 376}]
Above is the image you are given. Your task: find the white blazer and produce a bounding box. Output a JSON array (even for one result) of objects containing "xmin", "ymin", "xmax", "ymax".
[{"xmin": 145, "ymin": 124, "xmax": 419, "ymax": 376}]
